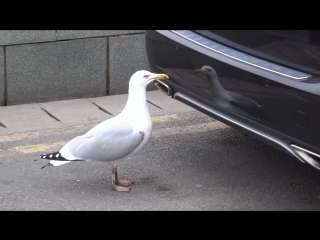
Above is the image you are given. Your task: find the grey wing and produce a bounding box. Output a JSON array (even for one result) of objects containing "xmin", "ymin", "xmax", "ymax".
[{"xmin": 60, "ymin": 117, "xmax": 145, "ymax": 162}]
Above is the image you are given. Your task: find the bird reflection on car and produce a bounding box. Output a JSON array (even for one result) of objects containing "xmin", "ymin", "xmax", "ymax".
[{"xmin": 194, "ymin": 65, "xmax": 262, "ymax": 121}]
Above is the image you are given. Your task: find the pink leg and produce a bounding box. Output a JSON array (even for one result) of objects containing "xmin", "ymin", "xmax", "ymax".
[{"xmin": 111, "ymin": 166, "xmax": 133, "ymax": 192}]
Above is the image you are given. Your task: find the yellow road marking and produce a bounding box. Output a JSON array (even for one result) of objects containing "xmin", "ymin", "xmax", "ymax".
[
  {"xmin": 152, "ymin": 121, "xmax": 228, "ymax": 138},
  {"xmin": 0, "ymin": 125, "xmax": 92, "ymax": 143},
  {"xmin": 13, "ymin": 141, "xmax": 66, "ymax": 154},
  {"xmin": 5, "ymin": 121, "xmax": 229, "ymax": 156},
  {"xmin": 152, "ymin": 114, "xmax": 178, "ymax": 122}
]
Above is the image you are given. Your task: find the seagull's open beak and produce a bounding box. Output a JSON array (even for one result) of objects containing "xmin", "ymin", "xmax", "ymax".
[
  {"xmin": 194, "ymin": 69, "xmax": 203, "ymax": 73},
  {"xmin": 152, "ymin": 74, "xmax": 169, "ymax": 81}
]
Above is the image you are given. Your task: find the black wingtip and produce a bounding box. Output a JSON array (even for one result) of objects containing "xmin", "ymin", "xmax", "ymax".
[
  {"xmin": 41, "ymin": 163, "xmax": 53, "ymax": 169},
  {"xmin": 38, "ymin": 152, "xmax": 67, "ymax": 161}
]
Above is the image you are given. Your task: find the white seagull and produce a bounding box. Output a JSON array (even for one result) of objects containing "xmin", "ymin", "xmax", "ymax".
[
  {"xmin": 195, "ymin": 65, "xmax": 261, "ymax": 113},
  {"xmin": 37, "ymin": 70, "xmax": 169, "ymax": 192}
]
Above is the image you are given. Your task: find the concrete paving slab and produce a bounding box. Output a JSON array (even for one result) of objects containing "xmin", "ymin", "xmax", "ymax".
[
  {"xmin": 0, "ymin": 90, "xmax": 196, "ymax": 135},
  {"xmin": 39, "ymin": 98, "xmax": 111, "ymax": 126},
  {"xmin": 88, "ymin": 94, "xmax": 128, "ymax": 116},
  {"xmin": 88, "ymin": 94, "xmax": 163, "ymax": 117},
  {"xmin": 0, "ymin": 103, "xmax": 64, "ymax": 135}
]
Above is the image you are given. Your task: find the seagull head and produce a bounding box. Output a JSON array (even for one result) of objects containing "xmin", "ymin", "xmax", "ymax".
[
  {"xmin": 129, "ymin": 70, "xmax": 169, "ymax": 88},
  {"xmin": 194, "ymin": 65, "xmax": 218, "ymax": 79}
]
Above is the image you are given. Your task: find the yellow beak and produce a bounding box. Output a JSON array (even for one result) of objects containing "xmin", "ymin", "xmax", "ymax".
[
  {"xmin": 153, "ymin": 74, "xmax": 169, "ymax": 80},
  {"xmin": 194, "ymin": 69, "xmax": 203, "ymax": 73}
]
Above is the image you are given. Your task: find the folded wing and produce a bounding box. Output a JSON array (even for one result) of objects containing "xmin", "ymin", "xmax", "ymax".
[{"xmin": 60, "ymin": 116, "xmax": 145, "ymax": 162}]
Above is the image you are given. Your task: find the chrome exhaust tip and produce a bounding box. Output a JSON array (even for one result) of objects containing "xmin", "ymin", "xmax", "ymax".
[
  {"xmin": 155, "ymin": 80, "xmax": 173, "ymax": 96},
  {"xmin": 291, "ymin": 144, "xmax": 320, "ymax": 170}
]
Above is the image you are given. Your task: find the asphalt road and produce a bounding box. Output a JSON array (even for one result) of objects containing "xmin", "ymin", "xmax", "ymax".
[{"xmin": 1, "ymin": 111, "xmax": 320, "ymax": 210}]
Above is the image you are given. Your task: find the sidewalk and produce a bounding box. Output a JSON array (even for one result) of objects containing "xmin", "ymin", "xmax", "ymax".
[{"xmin": 0, "ymin": 90, "xmax": 195, "ymax": 136}]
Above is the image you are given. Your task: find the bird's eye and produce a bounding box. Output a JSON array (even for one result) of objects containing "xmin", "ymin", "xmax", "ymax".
[{"xmin": 144, "ymin": 75, "xmax": 150, "ymax": 78}]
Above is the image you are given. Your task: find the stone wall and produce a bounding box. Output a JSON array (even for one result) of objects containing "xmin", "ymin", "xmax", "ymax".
[{"xmin": 0, "ymin": 30, "xmax": 150, "ymax": 106}]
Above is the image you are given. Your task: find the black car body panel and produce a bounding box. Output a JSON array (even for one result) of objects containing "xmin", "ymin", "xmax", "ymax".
[{"xmin": 145, "ymin": 30, "xmax": 320, "ymax": 170}]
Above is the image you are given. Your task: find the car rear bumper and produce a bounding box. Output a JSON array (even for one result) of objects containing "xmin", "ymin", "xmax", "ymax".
[{"xmin": 146, "ymin": 30, "xmax": 320, "ymax": 170}]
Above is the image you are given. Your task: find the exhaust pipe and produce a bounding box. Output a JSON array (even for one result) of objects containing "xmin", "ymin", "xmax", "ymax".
[
  {"xmin": 291, "ymin": 144, "xmax": 320, "ymax": 170},
  {"xmin": 155, "ymin": 80, "xmax": 173, "ymax": 96}
]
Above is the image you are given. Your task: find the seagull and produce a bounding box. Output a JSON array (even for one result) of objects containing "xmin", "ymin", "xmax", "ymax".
[
  {"xmin": 37, "ymin": 70, "xmax": 169, "ymax": 192},
  {"xmin": 195, "ymin": 66, "xmax": 261, "ymax": 113}
]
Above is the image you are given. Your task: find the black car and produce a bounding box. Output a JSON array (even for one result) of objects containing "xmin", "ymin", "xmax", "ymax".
[{"xmin": 145, "ymin": 30, "xmax": 320, "ymax": 171}]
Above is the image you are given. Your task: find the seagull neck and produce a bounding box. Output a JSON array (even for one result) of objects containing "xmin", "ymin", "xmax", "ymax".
[
  {"xmin": 121, "ymin": 85, "xmax": 148, "ymax": 117},
  {"xmin": 208, "ymin": 74, "xmax": 228, "ymax": 96}
]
